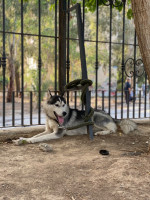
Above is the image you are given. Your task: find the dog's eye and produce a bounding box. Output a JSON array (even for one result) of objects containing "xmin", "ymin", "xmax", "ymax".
[
  {"xmin": 55, "ymin": 104, "xmax": 59, "ymax": 107},
  {"xmin": 62, "ymin": 104, "xmax": 65, "ymax": 107}
]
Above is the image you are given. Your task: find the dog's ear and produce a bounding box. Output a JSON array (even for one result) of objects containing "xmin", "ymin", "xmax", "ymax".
[{"xmin": 48, "ymin": 89, "xmax": 53, "ymax": 98}]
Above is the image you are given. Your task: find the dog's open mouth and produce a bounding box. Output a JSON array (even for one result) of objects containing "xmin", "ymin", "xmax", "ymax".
[{"xmin": 54, "ymin": 112, "xmax": 64, "ymax": 125}]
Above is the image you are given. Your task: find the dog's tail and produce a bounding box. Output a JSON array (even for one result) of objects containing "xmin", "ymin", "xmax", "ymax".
[{"xmin": 115, "ymin": 119, "xmax": 137, "ymax": 134}]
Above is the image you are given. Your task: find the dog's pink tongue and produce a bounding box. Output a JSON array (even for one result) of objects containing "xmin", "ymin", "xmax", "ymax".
[{"xmin": 58, "ymin": 116, "xmax": 64, "ymax": 125}]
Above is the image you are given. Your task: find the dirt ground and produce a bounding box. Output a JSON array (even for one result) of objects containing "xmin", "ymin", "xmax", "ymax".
[{"xmin": 0, "ymin": 123, "xmax": 150, "ymax": 200}]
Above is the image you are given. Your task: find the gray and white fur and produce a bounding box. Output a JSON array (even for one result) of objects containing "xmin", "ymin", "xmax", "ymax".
[{"xmin": 13, "ymin": 91, "xmax": 137, "ymax": 145}]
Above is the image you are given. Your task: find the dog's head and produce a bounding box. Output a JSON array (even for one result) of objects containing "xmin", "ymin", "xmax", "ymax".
[{"xmin": 43, "ymin": 90, "xmax": 69, "ymax": 125}]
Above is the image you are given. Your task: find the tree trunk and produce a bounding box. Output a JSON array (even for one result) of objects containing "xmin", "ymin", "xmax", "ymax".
[
  {"xmin": 15, "ymin": 70, "xmax": 20, "ymax": 97},
  {"xmin": 131, "ymin": 0, "xmax": 150, "ymax": 82},
  {"xmin": 15, "ymin": 61, "xmax": 20, "ymax": 97},
  {"xmin": 7, "ymin": 44, "xmax": 15, "ymax": 102}
]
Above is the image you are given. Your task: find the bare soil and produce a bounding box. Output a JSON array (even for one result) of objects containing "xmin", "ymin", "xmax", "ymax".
[{"xmin": 0, "ymin": 123, "xmax": 150, "ymax": 200}]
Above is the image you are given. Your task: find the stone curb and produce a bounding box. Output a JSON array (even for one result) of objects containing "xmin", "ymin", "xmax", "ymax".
[
  {"xmin": 132, "ymin": 118, "xmax": 150, "ymax": 124},
  {"xmin": 0, "ymin": 125, "xmax": 45, "ymax": 142},
  {"xmin": 0, "ymin": 119, "xmax": 149, "ymax": 142}
]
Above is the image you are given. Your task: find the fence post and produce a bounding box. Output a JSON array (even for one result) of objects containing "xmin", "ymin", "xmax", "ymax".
[{"xmin": 59, "ymin": 0, "xmax": 66, "ymax": 94}]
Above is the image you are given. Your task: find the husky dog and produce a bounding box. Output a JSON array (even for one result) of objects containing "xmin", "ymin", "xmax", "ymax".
[{"xmin": 13, "ymin": 91, "xmax": 137, "ymax": 145}]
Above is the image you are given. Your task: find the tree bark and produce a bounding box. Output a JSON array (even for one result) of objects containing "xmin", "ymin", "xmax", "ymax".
[
  {"xmin": 131, "ymin": 0, "xmax": 150, "ymax": 82},
  {"xmin": 15, "ymin": 61, "xmax": 20, "ymax": 97},
  {"xmin": 7, "ymin": 44, "xmax": 15, "ymax": 102}
]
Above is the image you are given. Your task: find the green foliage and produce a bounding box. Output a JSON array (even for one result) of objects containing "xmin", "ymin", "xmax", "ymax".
[
  {"xmin": 29, "ymin": 68, "xmax": 53, "ymax": 102},
  {"xmin": 0, "ymin": 0, "xmax": 57, "ymax": 92},
  {"xmin": 47, "ymin": 0, "xmax": 133, "ymax": 20},
  {"xmin": 127, "ymin": 8, "xmax": 133, "ymax": 19},
  {"xmin": 70, "ymin": 0, "xmax": 133, "ymax": 20},
  {"xmin": 0, "ymin": 76, "xmax": 9, "ymax": 90},
  {"xmin": 0, "ymin": 0, "xmax": 142, "ymax": 96},
  {"xmin": 137, "ymin": 75, "xmax": 146, "ymax": 88}
]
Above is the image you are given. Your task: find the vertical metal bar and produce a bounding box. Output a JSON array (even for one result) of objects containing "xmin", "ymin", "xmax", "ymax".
[
  {"xmin": 66, "ymin": 0, "xmax": 70, "ymax": 105},
  {"xmin": 38, "ymin": 0, "xmax": 42, "ymax": 124},
  {"xmin": 133, "ymin": 88, "xmax": 136, "ymax": 118},
  {"xmin": 139, "ymin": 90, "xmax": 141, "ymax": 118},
  {"xmin": 121, "ymin": 0, "xmax": 126, "ymax": 119},
  {"xmin": 82, "ymin": 0, "xmax": 85, "ymax": 108},
  {"xmin": 76, "ymin": 4, "xmax": 87, "ymax": 80},
  {"xmin": 82, "ymin": 101, "xmax": 84, "ymax": 110},
  {"xmin": 115, "ymin": 90, "xmax": 117, "ymax": 119},
  {"xmin": 108, "ymin": 3, "xmax": 112, "ymax": 115},
  {"xmin": 95, "ymin": 0, "xmax": 99, "ymax": 110},
  {"xmin": 55, "ymin": 0, "xmax": 58, "ymax": 94},
  {"xmin": 21, "ymin": 0, "xmax": 24, "ymax": 126},
  {"xmin": 12, "ymin": 91, "xmax": 15, "ymax": 126},
  {"xmin": 144, "ymin": 74, "xmax": 147, "ymax": 117},
  {"xmin": 2, "ymin": 0, "xmax": 6, "ymax": 127},
  {"xmin": 127, "ymin": 91, "xmax": 129, "ymax": 118},
  {"xmin": 82, "ymin": 0, "xmax": 85, "ymax": 38},
  {"xmin": 74, "ymin": 91, "xmax": 77, "ymax": 109},
  {"xmin": 133, "ymin": 31, "xmax": 136, "ymax": 118},
  {"xmin": 30, "ymin": 91, "xmax": 32, "ymax": 125},
  {"xmin": 81, "ymin": 0, "xmax": 85, "ymax": 110},
  {"xmin": 88, "ymin": 90, "xmax": 93, "ymax": 139},
  {"xmin": 102, "ymin": 90, "xmax": 104, "ymax": 111},
  {"xmin": 59, "ymin": 0, "xmax": 66, "ymax": 94}
]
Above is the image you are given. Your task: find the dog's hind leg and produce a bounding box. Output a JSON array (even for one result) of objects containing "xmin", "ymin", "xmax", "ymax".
[
  {"xmin": 94, "ymin": 122, "xmax": 117, "ymax": 136},
  {"xmin": 94, "ymin": 130, "xmax": 111, "ymax": 136}
]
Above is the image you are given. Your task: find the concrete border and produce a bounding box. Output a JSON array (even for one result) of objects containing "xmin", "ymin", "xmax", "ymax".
[
  {"xmin": 132, "ymin": 118, "xmax": 150, "ymax": 124},
  {"xmin": 0, "ymin": 125, "xmax": 45, "ymax": 142},
  {"xmin": 0, "ymin": 118, "xmax": 149, "ymax": 142}
]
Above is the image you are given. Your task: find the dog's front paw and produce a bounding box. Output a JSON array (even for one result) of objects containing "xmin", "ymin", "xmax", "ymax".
[{"xmin": 12, "ymin": 137, "xmax": 28, "ymax": 145}]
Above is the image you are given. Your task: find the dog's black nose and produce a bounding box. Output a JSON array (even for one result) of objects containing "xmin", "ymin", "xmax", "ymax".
[{"xmin": 63, "ymin": 112, "xmax": 67, "ymax": 116}]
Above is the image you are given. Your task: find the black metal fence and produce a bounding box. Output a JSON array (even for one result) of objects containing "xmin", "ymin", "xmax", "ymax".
[{"xmin": 0, "ymin": 0, "xmax": 149, "ymax": 128}]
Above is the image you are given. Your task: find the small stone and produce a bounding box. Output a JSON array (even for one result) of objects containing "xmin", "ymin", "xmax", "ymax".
[{"xmin": 39, "ymin": 143, "xmax": 53, "ymax": 152}]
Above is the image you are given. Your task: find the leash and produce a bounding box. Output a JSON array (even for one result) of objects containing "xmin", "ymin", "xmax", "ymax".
[
  {"xmin": 62, "ymin": 121, "xmax": 94, "ymax": 131},
  {"xmin": 65, "ymin": 79, "xmax": 92, "ymax": 104},
  {"xmin": 64, "ymin": 79, "xmax": 94, "ymax": 130}
]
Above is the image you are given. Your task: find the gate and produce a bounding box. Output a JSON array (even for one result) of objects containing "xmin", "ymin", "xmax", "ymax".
[{"xmin": 0, "ymin": 0, "xmax": 149, "ymax": 128}]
